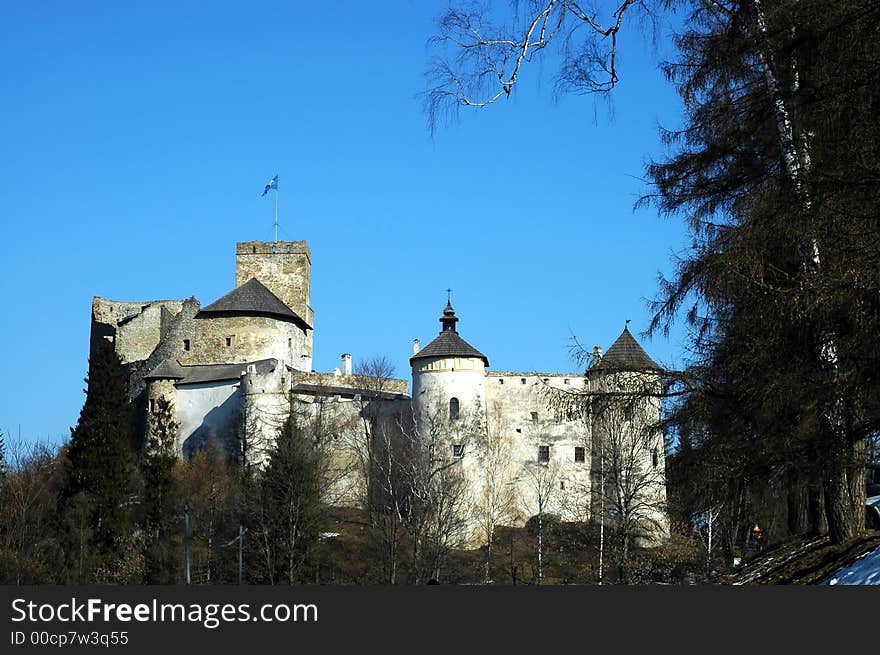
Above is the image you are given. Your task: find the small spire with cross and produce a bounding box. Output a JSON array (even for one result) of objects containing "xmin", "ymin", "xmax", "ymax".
[{"xmin": 446, "ymin": 288, "xmax": 452, "ymax": 304}]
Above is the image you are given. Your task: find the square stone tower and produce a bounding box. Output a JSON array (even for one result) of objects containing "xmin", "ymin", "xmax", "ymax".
[{"xmin": 235, "ymin": 241, "xmax": 314, "ymax": 328}]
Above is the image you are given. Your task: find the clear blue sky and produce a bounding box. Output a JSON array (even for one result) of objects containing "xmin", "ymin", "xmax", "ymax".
[{"xmin": 0, "ymin": 1, "xmax": 690, "ymax": 446}]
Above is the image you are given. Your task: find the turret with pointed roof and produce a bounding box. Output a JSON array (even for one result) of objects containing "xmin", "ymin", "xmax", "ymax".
[
  {"xmin": 593, "ymin": 325, "xmax": 661, "ymax": 372},
  {"xmin": 410, "ymin": 301, "xmax": 488, "ymax": 367}
]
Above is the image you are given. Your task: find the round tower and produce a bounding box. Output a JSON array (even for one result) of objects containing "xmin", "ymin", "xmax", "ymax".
[{"xmin": 410, "ymin": 301, "xmax": 489, "ymax": 445}]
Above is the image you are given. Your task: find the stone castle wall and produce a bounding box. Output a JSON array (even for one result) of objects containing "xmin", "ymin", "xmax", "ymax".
[
  {"xmin": 91, "ymin": 297, "xmax": 186, "ymax": 364},
  {"xmin": 182, "ymin": 315, "xmax": 310, "ymax": 366},
  {"xmin": 235, "ymin": 241, "xmax": 314, "ymax": 328}
]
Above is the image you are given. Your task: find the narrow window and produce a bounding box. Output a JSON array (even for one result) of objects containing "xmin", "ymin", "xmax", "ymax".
[
  {"xmin": 252, "ymin": 245, "xmax": 257, "ymax": 253},
  {"xmin": 449, "ymin": 397, "xmax": 460, "ymax": 420},
  {"xmin": 560, "ymin": 481, "xmax": 565, "ymax": 491},
  {"xmin": 538, "ymin": 445, "xmax": 550, "ymax": 462},
  {"xmin": 288, "ymin": 338, "xmax": 292, "ymax": 348},
  {"xmin": 226, "ymin": 336, "xmax": 232, "ymax": 347},
  {"xmin": 652, "ymin": 447, "xmax": 659, "ymax": 469},
  {"xmin": 453, "ymin": 444, "xmax": 464, "ymax": 458},
  {"xmin": 624, "ymin": 404, "xmax": 633, "ymax": 421},
  {"xmin": 574, "ymin": 446, "xmax": 585, "ymax": 463},
  {"xmin": 531, "ymin": 411, "xmax": 538, "ymax": 422},
  {"xmin": 149, "ymin": 398, "xmax": 156, "ymax": 412},
  {"xmin": 183, "ymin": 339, "xmax": 190, "ymax": 351}
]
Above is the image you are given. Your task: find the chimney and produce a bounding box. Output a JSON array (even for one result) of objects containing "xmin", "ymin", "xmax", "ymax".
[
  {"xmin": 591, "ymin": 346, "xmax": 603, "ymax": 368},
  {"xmin": 341, "ymin": 353, "xmax": 352, "ymax": 376},
  {"xmin": 412, "ymin": 338, "xmax": 420, "ymax": 355},
  {"xmin": 299, "ymin": 354, "xmax": 312, "ymax": 373}
]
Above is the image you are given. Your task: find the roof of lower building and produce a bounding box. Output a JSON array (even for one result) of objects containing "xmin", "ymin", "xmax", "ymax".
[
  {"xmin": 410, "ymin": 302, "xmax": 489, "ymax": 367},
  {"xmin": 197, "ymin": 278, "xmax": 311, "ymax": 329},
  {"xmin": 146, "ymin": 358, "xmax": 277, "ymax": 385},
  {"xmin": 144, "ymin": 359, "xmax": 186, "ymax": 380},
  {"xmin": 594, "ymin": 326, "xmax": 661, "ymax": 371}
]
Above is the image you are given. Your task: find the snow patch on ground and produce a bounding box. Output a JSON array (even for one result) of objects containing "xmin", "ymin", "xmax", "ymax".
[{"xmin": 821, "ymin": 545, "xmax": 880, "ymax": 586}]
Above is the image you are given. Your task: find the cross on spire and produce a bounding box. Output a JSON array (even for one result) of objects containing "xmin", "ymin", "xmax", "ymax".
[{"xmin": 446, "ymin": 288, "xmax": 452, "ymax": 304}]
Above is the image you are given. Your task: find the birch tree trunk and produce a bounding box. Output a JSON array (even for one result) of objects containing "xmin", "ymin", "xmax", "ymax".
[{"xmin": 752, "ymin": 0, "xmax": 863, "ymax": 542}]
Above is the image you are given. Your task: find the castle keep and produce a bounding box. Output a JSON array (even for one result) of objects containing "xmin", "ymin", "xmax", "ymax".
[{"xmin": 90, "ymin": 240, "xmax": 667, "ymax": 540}]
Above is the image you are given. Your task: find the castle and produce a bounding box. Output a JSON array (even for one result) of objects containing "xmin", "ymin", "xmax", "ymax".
[{"xmin": 90, "ymin": 240, "xmax": 667, "ymax": 542}]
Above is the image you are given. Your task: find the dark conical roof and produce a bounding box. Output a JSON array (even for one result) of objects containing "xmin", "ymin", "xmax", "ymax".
[
  {"xmin": 596, "ymin": 326, "xmax": 660, "ymax": 371},
  {"xmin": 410, "ymin": 303, "xmax": 489, "ymax": 367},
  {"xmin": 197, "ymin": 278, "xmax": 311, "ymax": 329}
]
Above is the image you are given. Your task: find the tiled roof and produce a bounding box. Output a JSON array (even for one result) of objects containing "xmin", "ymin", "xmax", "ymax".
[
  {"xmin": 144, "ymin": 359, "xmax": 186, "ymax": 380},
  {"xmin": 197, "ymin": 278, "xmax": 311, "ymax": 329},
  {"xmin": 147, "ymin": 358, "xmax": 277, "ymax": 385},
  {"xmin": 411, "ymin": 330, "xmax": 489, "ymax": 367},
  {"xmin": 411, "ymin": 302, "xmax": 489, "ymax": 367},
  {"xmin": 595, "ymin": 327, "xmax": 661, "ymax": 371}
]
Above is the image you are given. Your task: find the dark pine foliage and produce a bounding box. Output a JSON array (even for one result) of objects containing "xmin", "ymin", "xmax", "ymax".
[{"xmin": 62, "ymin": 339, "xmax": 135, "ymax": 553}]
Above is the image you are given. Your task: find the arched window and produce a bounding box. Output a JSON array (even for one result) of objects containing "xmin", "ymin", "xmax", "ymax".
[{"xmin": 449, "ymin": 397, "xmax": 460, "ymax": 420}]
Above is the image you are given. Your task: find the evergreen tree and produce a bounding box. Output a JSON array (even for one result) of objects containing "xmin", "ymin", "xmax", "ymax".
[
  {"xmin": 259, "ymin": 410, "xmax": 324, "ymax": 584},
  {"xmin": 141, "ymin": 397, "xmax": 179, "ymax": 583},
  {"xmin": 644, "ymin": 1, "xmax": 880, "ymax": 543},
  {"xmin": 62, "ymin": 340, "xmax": 135, "ymax": 555}
]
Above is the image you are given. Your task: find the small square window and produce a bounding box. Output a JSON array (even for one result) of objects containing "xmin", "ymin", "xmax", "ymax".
[
  {"xmin": 498, "ymin": 378, "xmax": 504, "ymax": 384},
  {"xmin": 520, "ymin": 378, "xmax": 526, "ymax": 385},
  {"xmin": 574, "ymin": 446, "xmax": 585, "ymax": 463},
  {"xmin": 543, "ymin": 378, "xmax": 549, "ymax": 384},
  {"xmin": 183, "ymin": 339, "xmax": 190, "ymax": 351},
  {"xmin": 516, "ymin": 428, "xmax": 522, "ymax": 434},
  {"xmin": 564, "ymin": 378, "xmax": 570, "ymax": 385},
  {"xmin": 453, "ymin": 444, "xmax": 464, "ymax": 458},
  {"xmin": 538, "ymin": 445, "xmax": 550, "ymax": 462}
]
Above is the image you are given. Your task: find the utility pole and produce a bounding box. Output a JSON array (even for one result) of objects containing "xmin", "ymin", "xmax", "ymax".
[
  {"xmin": 238, "ymin": 524, "xmax": 245, "ymax": 585},
  {"xmin": 184, "ymin": 502, "xmax": 191, "ymax": 586}
]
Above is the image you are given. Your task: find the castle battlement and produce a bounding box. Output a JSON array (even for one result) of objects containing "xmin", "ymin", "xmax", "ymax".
[{"xmin": 236, "ymin": 240, "xmax": 311, "ymax": 259}]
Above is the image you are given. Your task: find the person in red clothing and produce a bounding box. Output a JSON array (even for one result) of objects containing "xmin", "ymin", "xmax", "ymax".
[{"xmin": 751, "ymin": 522, "xmax": 764, "ymax": 552}]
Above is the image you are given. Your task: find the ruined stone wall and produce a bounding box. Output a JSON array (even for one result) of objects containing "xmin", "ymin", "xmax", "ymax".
[
  {"xmin": 235, "ymin": 241, "xmax": 314, "ymax": 328},
  {"xmin": 91, "ymin": 297, "xmax": 186, "ymax": 364}
]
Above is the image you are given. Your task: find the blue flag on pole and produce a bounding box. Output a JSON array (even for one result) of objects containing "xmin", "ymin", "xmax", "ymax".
[{"xmin": 261, "ymin": 175, "xmax": 278, "ymax": 197}]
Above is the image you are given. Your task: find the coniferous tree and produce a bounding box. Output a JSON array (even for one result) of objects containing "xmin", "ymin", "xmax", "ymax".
[
  {"xmin": 61, "ymin": 340, "xmax": 135, "ymax": 557},
  {"xmin": 259, "ymin": 410, "xmax": 324, "ymax": 584},
  {"xmin": 141, "ymin": 397, "xmax": 179, "ymax": 583}
]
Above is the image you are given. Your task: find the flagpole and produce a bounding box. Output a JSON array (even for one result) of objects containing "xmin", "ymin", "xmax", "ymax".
[{"xmin": 274, "ymin": 187, "xmax": 278, "ymax": 242}]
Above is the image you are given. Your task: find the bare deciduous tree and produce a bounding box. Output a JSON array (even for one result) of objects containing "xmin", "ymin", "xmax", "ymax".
[
  {"xmin": 424, "ymin": 0, "xmax": 656, "ymax": 133},
  {"xmin": 519, "ymin": 459, "xmax": 561, "ymax": 585}
]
